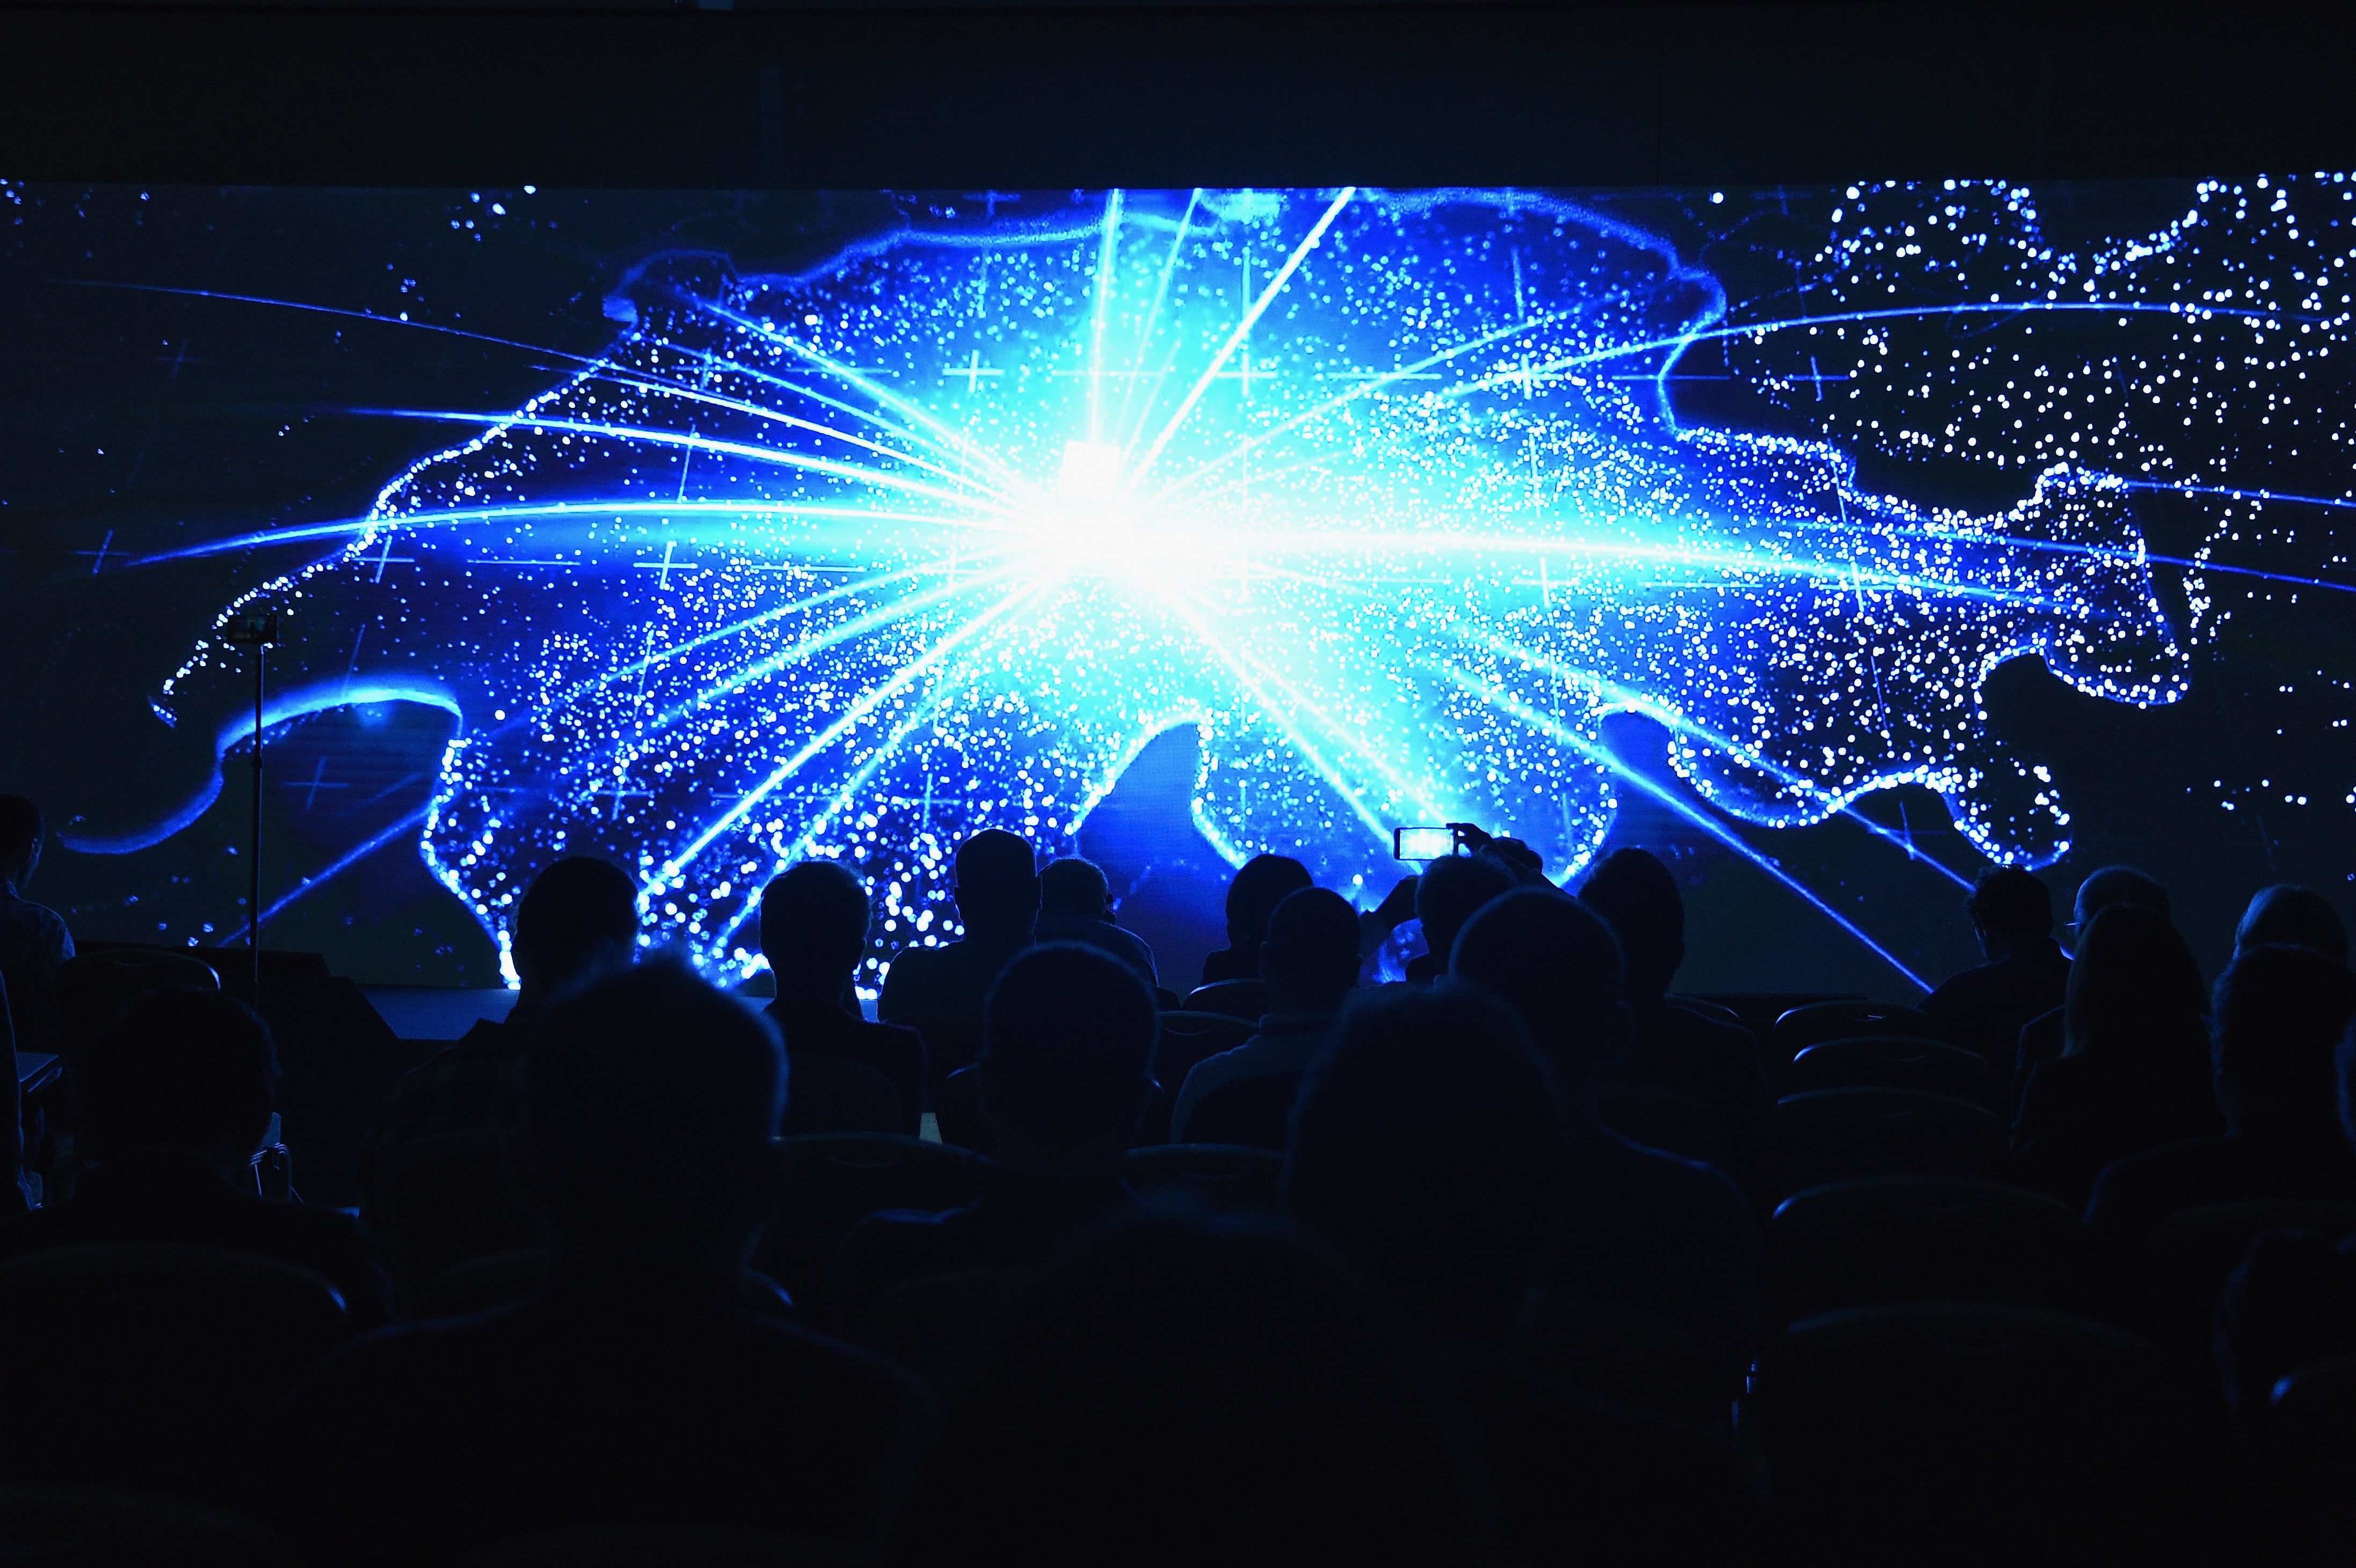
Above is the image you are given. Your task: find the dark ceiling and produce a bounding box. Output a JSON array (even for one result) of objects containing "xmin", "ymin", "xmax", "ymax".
[{"xmin": 2, "ymin": 2, "xmax": 2350, "ymax": 189}]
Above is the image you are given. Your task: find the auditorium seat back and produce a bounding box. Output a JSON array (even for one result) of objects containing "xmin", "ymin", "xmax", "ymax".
[
  {"xmin": 753, "ymin": 1133, "xmax": 980, "ymax": 1309},
  {"xmin": 1758, "ymin": 1089, "xmax": 2002, "ymax": 1206},
  {"xmin": 0, "ymin": 1244, "xmax": 351, "ymax": 1500},
  {"xmin": 931, "ymin": 1064, "xmax": 991, "ymax": 1157},
  {"xmin": 2250, "ymin": 1354, "xmax": 2356, "ymax": 1562},
  {"xmin": 55, "ymin": 949, "xmax": 220, "ymax": 1055},
  {"xmin": 1182, "ymin": 979, "xmax": 1268, "ymax": 1021},
  {"xmin": 1178, "ymin": 1074, "xmax": 1302, "ymax": 1153},
  {"xmin": 1122, "ymin": 1143, "xmax": 1284, "ymax": 1212},
  {"xmin": 1771, "ymin": 1000, "xmax": 1966, "ymax": 1062},
  {"xmin": 1767, "ymin": 1176, "xmax": 2088, "ymax": 1324},
  {"xmin": 0, "ymin": 1485, "xmax": 297, "ymax": 1567},
  {"xmin": 863, "ymin": 1265, "xmax": 1039, "ymax": 1389},
  {"xmin": 2142, "ymin": 1200, "xmax": 2356, "ymax": 1352},
  {"xmin": 780, "ymin": 1053, "xmax": 904, "ymax": 1137},
  {"xmin": 1144, "ymin": 1011, "xmax": 1259, "ymax": 1143},
  {"xmin": 1595, "ymin": 1082, "xmax": 1730, "ymax": 1169},
  {"xmin": 365, "ymin": 1127, "xmax": 540, "ymax": 1292},
  {"xmin": 417, "ymin": 1248, "xmax": 801, "ymax": 1323},
  {"xmin": 1750, "ymin": 1302, "xmax": 2213, "ymax": 1563},
  {"xmin": 1784, "ymin": 1035, "xmax": 1997, "ymax": 1108},
  {"xmin": 896, "ymin": 1009, "xmax": 985, "ymax": 1103},
  {"xmin": 1516, "ymin": 1291, "xmax": 1727, "ymax": 1438}
]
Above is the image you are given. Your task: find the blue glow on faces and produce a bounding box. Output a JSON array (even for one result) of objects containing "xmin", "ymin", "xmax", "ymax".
[{"xmin": 136, "ymin": 179, "xmax": 2356, "ymax": 987}]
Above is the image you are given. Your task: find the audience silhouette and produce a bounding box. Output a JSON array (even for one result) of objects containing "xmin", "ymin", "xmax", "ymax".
[
  {"xmin": 20, "ymin": 739, "xmax": 2356, "ymax": 1563},
  {"xmin": 1286, "ymin": 980, "xmax": 1749, "ymax": 1563},
  {"xmin": 759, "ymin": 860, "xmax": 927, "ymax": 1134},
  {"xmin": 833, "ymin": 943, "xmax": 1153, "ymax": 1334},
  {"xmin": 2011, "ymin": 864, "xmax": 2171, "ymax": 1113},
  {"xmin": 2235, "ymin": 883, "xmax": 2350, "ymax": 963},
  {"xmin": 1035, "ymin": 855, "xmax": 1158, "ymax": 987},
  {"xmin": 1450, "ymin": 888, "xmax": 1757, "ymax": 1395},
  {"xmin": 275, "ymin": 961, "xmax": 928, "ymax": 1561},
  {"xmin": 1172, "ymin": 885, "xmax": 1359, "ymax": 1146},
  {"xmin": 894, "ymin": 1211, "xmax": 1496, "ymax": 1568},
  {"xmin": 2213, "ymin": 1017, "xmax": 2356, "ymax": 1420},
  {"xmin": 0, "ymin": 793, "xmax": 74, "ymax": 1061},
  {"xmin": 2012, "ymin": 902, "xmax": 2224, "ymax": 1205},
  {"xmin": 877, "ymin": 828, "xmax": 1037, "ymax": 1020},
  {"xmin": 2090, "ymin": 942, "xmax": 2356, "ymax": 1237},
  {"xmin": 1403, "ymin": 852, "xmax": 1517, "ymax": 986},
  {"xmin": 1579, "ymin": 847, "xmax": 1769, "ymax": 1110},
  {"xmin": 362, "ymin": 856, "xmax": 639, "ymax": 1193},
  {"xmin": 0, "ymin": 988, "xmax": 391, "ymax": 1326},
  {"xmin": 1923, "ymin": 864, "xmax": 2073, "ymax": 1048},
  {"xmin": 1198, "ymin": 852, "xmax": 1314, "ymax": 984}
]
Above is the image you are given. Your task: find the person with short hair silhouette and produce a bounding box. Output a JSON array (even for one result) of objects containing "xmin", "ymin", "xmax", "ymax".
[
  {"xmin": 877, "ymin": 829, "xmax": 1038, "ymax": 1020},
  {"xmin": 1034, "ymin": 856, "xmax": 1158, "ymax": 988},
  {"xmin": 1403, "ymin": 854, "xmax": 1516, "ymax": 985},
  {"xmin": 893, "ymin": 1211, "xmax": 1496, "ymax": 1568},
  {"xmin": 1578, "ymin": 848, "xmax": 1768, "ymax": 1110},
  {"xmin": 1923, "ymin": 864, "xmax": 2071, "ymax": 1050},
  {"xmin": 0, "ymin": 794, "xmax": 74, "ymax": 1060},
  {"xmin": 2011, "ymin": 903, "xmax": 2223, "ymax": 1206},
  {"xmin": 2089, "ymin": 943, "xmax": 2356, "ymax": 1237},
  {"xmin": 832, "ymin": 943, "xmax": 1155, "ymax": 1336},
  {"xmin": 2011, "ymin": 864, "xmax": 2171, "ymax": 1114},
  {"xmin": 1450, "ymin": 889, "xmax": 1757, "ymax": 1396},
  {"xmin": 275, "ymin": 962, "xmax": 929, "ymax": 1559},
  {"xmin": 1198, "ymin": 853, "xmax": 1314, "ymax": 986},
  {"xmin": 2234, "ymin": 884, "xmax": 2350, "ymax": 964},
  {"xmin": 360, "ymin": 857, "xmax": 639, "ymax": 1219},
  {"xmin": 1285, "ymin": 981, "xmax": 1749, "ymax": 1564},
  {"xmin": 1172, "ymin": 887, "xmax": 1360, "ymax": 1146},
  {"xmin": 759, "ymin": 861, "xmax": 926, "ymax": 1134},
  {"xmin": 0, "ymin": 989, "xmax": 391, "ymax": 1326}
]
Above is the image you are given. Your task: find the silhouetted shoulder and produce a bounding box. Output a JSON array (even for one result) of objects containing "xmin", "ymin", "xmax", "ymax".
[{"xmin": 877, "ymin": 944, "xmax": 946, "ymax": 1019}]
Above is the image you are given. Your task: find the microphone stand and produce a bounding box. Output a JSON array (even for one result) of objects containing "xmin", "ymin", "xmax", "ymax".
[{"xmin": 222, "ymin": 610, "xmax": 280, "ymax": 1004}]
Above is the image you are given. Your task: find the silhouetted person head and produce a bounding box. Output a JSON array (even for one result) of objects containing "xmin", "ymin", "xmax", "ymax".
[
  {"xmin": 2210, "ymin": 943, "xmax": 2356, "ymax": 1133},
  {"xmin": 2234, "ymin": 885, "xmax": 2349, "ymax": 964},
  {"xmin": 1579, "ymin": 847, "xmax": 1687, "ymax": 1001},
  {"xmin": 899, "ymin": 1213, "xmax": 1492, "ymax": 1568},
  {"xmin": 1413, "ymin": 855, "xmax": 1517, "ymax": 980},
  {"xmin": 508, "ymin": 857, "xmax": 639, "ymax": 1031},
  {"xmin": 1451, "ymin": 888, "xmax": 1627, "ymax": 1093},
  {"xmin": 1039, "ymin": 856, "xmax": 1114, "ymax": 923},
  {"xmin": 1223, "ymin": 854, "xmax": 1314, "ymax": 968},
  {"xmin": 759, "ymin": 859, "xmax": 870, "ymax": 997},
  {"xmin": 2063, "ymin": 903, "xmax": 2209, "ymax": 1076},
  {"xmin": 2070, "ymin": 865, "xmax": 2169, "ymax": 935},
  {"xmin": 1288, "ymin": 982, "xmax": 1570, "ymax": 1343},
  {"xmin": 524, "ymin": 961, "xmax": 786, "ymax": 1277},
  {"xmin": 79, "ymin": 989, "xmax": 278, "ymax": 1177},
  {"xmin": 1261, "ymin": 887, "xmax": 1361, "ymax": 1015},
  {"xmin": 0, "ymin": 794, "xmax": 41, "ymax": 891},
  {"xmin": 1965, "ymin": 865, "xmax": 2053, "ymax": 960},
  {"xmin": 979, "ymin": 943, "xmax": 1155, "ymax": 1176},
  {"xmin": 952, "ymin": 829, "xmax": 1039, "ymax": 942}
]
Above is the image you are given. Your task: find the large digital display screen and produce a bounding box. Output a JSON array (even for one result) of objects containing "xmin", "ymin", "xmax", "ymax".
[{"xmin": 5, "ymin": 181, "xmax": 2350, "ymax": 994}]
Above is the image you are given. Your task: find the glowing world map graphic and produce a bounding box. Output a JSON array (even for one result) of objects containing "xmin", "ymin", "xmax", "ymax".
[{"xmin": 128, "ymin": 180, "xmax": 2356, "ymax": 984}]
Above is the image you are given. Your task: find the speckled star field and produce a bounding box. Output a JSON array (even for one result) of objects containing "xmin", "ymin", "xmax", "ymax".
[{"xmin": 136, "ymin": 182, "xmax": 2356, "ymax": 984}]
